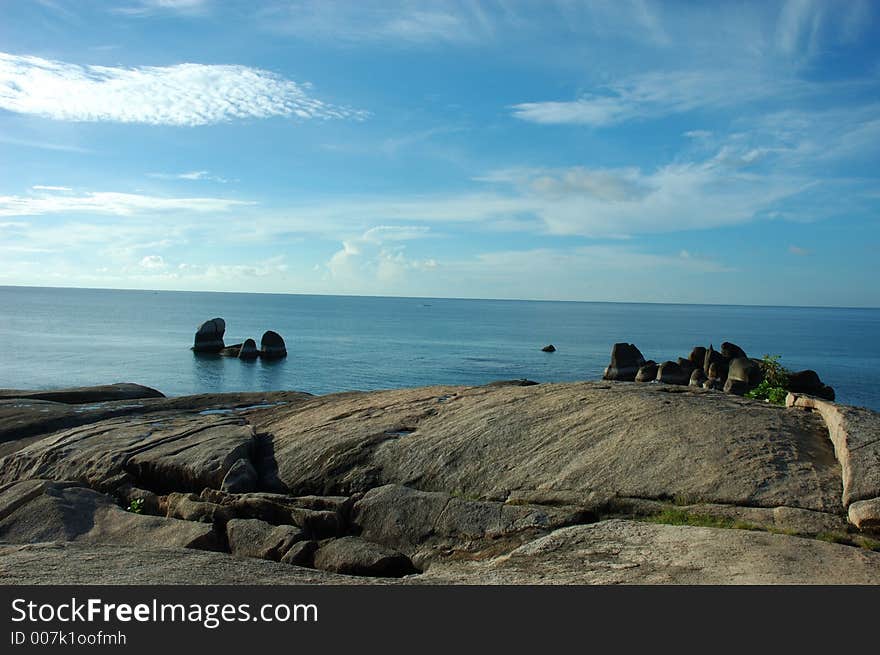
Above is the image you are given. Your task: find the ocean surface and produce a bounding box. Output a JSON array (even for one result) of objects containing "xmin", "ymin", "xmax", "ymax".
[{"xmin": 1, "ymin": 286, "xmax": 878, "ymax": 411}]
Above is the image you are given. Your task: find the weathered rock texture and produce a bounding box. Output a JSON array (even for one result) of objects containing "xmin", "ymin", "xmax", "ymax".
[
  {"xmin": 787, "ymin": 392, "xmax": 880, "ymax": 529},
  {"xmin": 0, "ymin": 381, "xmax": 877, "ymax": 585}
]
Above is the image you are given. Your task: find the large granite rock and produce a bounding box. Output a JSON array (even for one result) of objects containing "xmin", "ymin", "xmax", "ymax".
[
  {"xmin": 656, "ymin": 361, "xmax": 689, "ymax": 385},
  {"xmin": 313, "ymin": 536, "xmax": 417, "ymax": 577},
  {"xmin": 351, "ymin": 483, "xmax": 588, "ymax": 565},
  {"xmin": 260, "ymin": 331, "xmax": 287, "ymax": 359},
  {"xmin": 225, "ymin": 518, "xmax": 305, "ymax": 561},
  {"xmin": 1, "ymin": 380, "xmax": 878, "ymax": 585},
  {"xmin": 0, "ymin": 480, "xmax": 219, "ymax": 550},
  {"xmin": 193, "ymin": 317, "xmax": 225, "ymax": 353},
  {"xmin": 0, "ymin": 413, "xmax": 256, "ymax": 493},
  {"xmin": 252, "ymin": 382, "xmax": 843, "ymax": 514},
  {"xmin": 788, "ymin": 370, "xmax": 835, "ymax": 401},
  {"xmin": 3, "ymin": 520, "xmax": 880, "ymax": 584},
  {"xmin": 635, "ymin": 361, "xmax": 658, "ymax": 383},
  {"xmin": 602, "ymin": 343, "xmax": 645, "ymax": 381},
  {"xmin": 421, "ymin": 520, "xmax": 880, "ymax": 584},
  {"xmin": 0, "ymin": 383, "xmax": 163, "ymax": 404}
]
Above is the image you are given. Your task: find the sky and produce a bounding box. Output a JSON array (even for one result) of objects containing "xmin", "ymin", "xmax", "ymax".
[{"xmin": 0, "ymin": 0, "xmax": 878, "ymax": 307}]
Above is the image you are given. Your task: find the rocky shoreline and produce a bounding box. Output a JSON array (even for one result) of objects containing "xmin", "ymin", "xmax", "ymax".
[{"xmin": 1, "ymin": 378, "xmax": 879, "ymax": 584}]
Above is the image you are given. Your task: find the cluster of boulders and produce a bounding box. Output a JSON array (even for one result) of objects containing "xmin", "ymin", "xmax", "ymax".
[
  {"xmin": 603, "ymin": 341, "xmax": 835, "ymax": 400},
  {"xmin": 192, "ymin": 317, "xmax": 287, "ymax": 360}
]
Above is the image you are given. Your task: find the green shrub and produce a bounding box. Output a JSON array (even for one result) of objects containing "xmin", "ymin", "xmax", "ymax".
[
  {"xmin": 746, "ymin": 354, "xmax": 790, "ymax": 405},
  {"xmin": 126, "ymin": 498, "xmax": 144, "ymax": 514}
]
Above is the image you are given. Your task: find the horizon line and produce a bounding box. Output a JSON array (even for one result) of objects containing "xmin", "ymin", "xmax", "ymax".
[{"xmin": 1, "ymin": 283, "xmax": 877, "ymax": 311}]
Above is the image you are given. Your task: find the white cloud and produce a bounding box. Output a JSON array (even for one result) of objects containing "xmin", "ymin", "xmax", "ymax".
[
  {"xmin": 0, "ymin": 187, "xmax": 253, "ymax": 217},
  {"xmin": 148, "ymin": 170, "xmax": 229, "ymax": 183},
  {"xmin": 327, "ymin": 226, "xmax": 436, "ymax": 286},
  {"xmin": 139, "ymin": 254, "xmax": 166, "ymax": 269},
  {"xmin": 0, "ymin": 52, "xmax": 365, "ymax": 126},
  {"xmin": 31, "ymin": 185, "xmax": 73, "ymax": 192},
  {"xmin": 112, "ymin": 0, "xmax": 211, "ymax": 17},
  {"xmin": 511, "ymin": 69, "xmax": 807, "ymax": 127},
  {"xmin": 259, "ymin": 1, "xmax": 492, "ymax": 45}
]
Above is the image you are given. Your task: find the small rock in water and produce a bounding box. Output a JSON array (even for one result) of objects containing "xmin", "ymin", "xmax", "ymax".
[
  {"xmin": 238, "ymin": 338, "xmax": 259, "ymax": 360},
  {"xmin": 192, "ymin": 317, "xmax": 225, "ymax": 353},
  {"xmin": 542, "ymin": 344, "xmax": 556, "ymax": 352},
  {"xmin": 261, "ymin": 330, "xmax": 287, "ymax": 359}
]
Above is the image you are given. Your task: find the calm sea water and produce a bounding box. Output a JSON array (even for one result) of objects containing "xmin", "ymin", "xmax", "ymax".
[{"xmin": 1, "ymin": 286, "xmax": 878, "ymax": 411}]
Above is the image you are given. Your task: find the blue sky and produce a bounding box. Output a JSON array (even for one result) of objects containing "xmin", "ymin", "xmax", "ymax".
[{"xmin": 0, "ymin": 0, "xmax": 878, "ymax": 306}]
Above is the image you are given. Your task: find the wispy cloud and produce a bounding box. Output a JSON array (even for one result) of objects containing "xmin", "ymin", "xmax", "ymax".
[
  {"xmin": 148, "ymin": 170, "xmax": 229, "ymax": 183},
  {"xmin": 511, "ymin": 69, "xmax": 807, "ymax": 127},
  {"xmin": 113, "ymin": 0, "xmax": 211, "ymax": 17},
  {"xmin": 788, "ymin": 245, "xmax": 810, "ymax": 256},
  {"xmin": 0, "ymin": 187, "xmax": 253, "ymax": 217},
  {"xmin": 0, "ymin": 134, "xmax": 93, "ymax": 153},
  {"xmin": 0, "ymin": 52, "xmax": 365, "ymax": 126},
  {"xmin": 258, "ymin": 1, "xmax": 493, "ymax": 45}
]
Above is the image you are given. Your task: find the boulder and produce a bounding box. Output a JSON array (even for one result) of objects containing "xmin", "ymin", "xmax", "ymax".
[
  {"xmin": 193, "ymin": 317, "xmax": 225, "ymax": 353},
  {"xmin": 312, "ymin": 536, "xmax": 418, "ymax": 577},
  {"xmin": 689, "ymin": 368, "xmax": 707, "ymax": 388},
  {"xmin": 260, "ymin": 331, "xmax": 287, "ymax": 359},
  {"xmin": 165, "ymin": 493, "xmax": 232, "ymax": 524},
  {"xmin": 239, "ymin": 338, "xmax": 259, "ymax": 360},
  {"xmin": 257, "ymin": 381, "xmax": 843, "ymax": 515},
  {"xmin": 703, "ymin": 346, "xmax": 728, "ymax": 381},
  {"xmin": 635, "ymin": 361, "xmax": 659, "ymax": 383},
  {"xmin": 352, "ymin": 484, "xmax": 592, "ymax": 562},
  {"xmin": 0, "ymin": 413, "xmax": 256, "ymax": 494},
  {"xmin": 226, "ymin": 518, "xmax": 305, "ymax": 561},
  {"xmin": 721, "ymin": 342, "xmax": 748, "ymax": 361},
  {"xmin": 0, "ymin": 480, "xmax": 219, "ymax": 550},
  {"xmin": 723, "ymin": 378, "xmax": 751, "ymax": 395},
  {"xmin": 688, "ymin": 347, "xmax": 707, "ymax": 368},
  {"xmin": 602, "ymin": 343, "xmax": 646, "ymax": 381},
  {"xmin": 289, "ymin": 507, "xmax": 342, "ymax": 538},
  {"xmin": 727, "ymin": 357, "xmax": 763, "ymax": 390},
  {"xmin": 281, "ymin": 540, "xmax": 319, "ymax": 566},
  {"xmin": 788, "ymin": 370, "xmax": 835, "ymax": 401},
  {"xmin": 541, "ymin": 344, "xmax": 556, "ymax": 353},
  {"xmin": 221, "ymin": 458, "xmax": 258, "ymax": 494},
  {"xmin": 677, "ymin": 358, "xmax": 697, "ymax": 376},
  {"xmin": 656, "ymin": 361, "xmax": 689, "ymax": 385},
  {"xmin": 847, "ymin": 498, "xmax": 880, "ymax": 530}
]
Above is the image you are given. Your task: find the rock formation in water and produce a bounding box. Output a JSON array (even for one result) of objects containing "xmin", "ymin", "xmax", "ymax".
[
  {"xmin": 600, "ymin": 340, "xmax": 835, "ymax": 401},
  {"xmin": 260, "ymin": 330, "xmax": 287, "ymax": 359},
  {"xmin": 193, "ymin": 317, "xmax": 226, "ymax": 353},
  {"xmin": 238, "ymin": 338, "xmax": 259, "ymax": 360}
]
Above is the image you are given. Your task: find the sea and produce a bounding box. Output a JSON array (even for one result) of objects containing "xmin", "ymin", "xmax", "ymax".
[{"xmin": 1, "ymin": 286, "xmax": 878, "ymax": 411}]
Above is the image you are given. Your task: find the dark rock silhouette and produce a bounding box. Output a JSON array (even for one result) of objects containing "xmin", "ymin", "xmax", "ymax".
[
  {"xmin": 261, "ymin": 331, "xmax": 287, "ymax": 359},
  {"xmin": 788, "ymin": 370, "xmax": 835, "ymax": 401},
  {"xmin": 603, "ymin": 343, "xmax": 646, "ymax": 381},
  {"xmin": 635, "ymin": 361, "xmax": 659, "ymax": 382},
  {"xmin": 656, "ymin": 361, "xmax": 689, "ymax": 385},
  {"xmin": 193, "ymin": 318, "xmax": 225, "ymax": 353},
  {"xmin": 541, "ymin": 344, "xmax": 556, "ymax": 352},
  {"xmin": 239, "ymin": 338, "xmax": 259, "ymax": 360}
]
